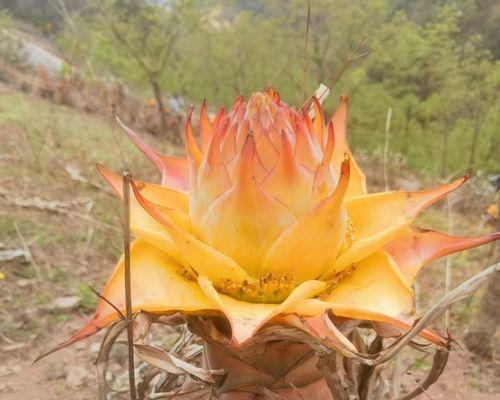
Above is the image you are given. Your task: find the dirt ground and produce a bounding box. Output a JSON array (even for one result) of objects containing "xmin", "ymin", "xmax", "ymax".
[{"xmin": 0, "ymin": 83, "xmax": 499, "ymax": 399}]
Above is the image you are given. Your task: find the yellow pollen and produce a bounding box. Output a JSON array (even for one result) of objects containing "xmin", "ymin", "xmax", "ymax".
[
  {"xmin": 319, "ymin": 265, "xmax": 356, "ymax": 299},
  {"xmin": 219, "ymin": 271, "xmax": 296, "ymax": 303},
  {"xmin": 345, "ymin": 216, "xmax": 357, "ymax": 246}
]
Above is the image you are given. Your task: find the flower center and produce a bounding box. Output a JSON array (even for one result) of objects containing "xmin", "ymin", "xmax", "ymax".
[{"xmin": 218, "ymin": 272, "xmax": 296, "ymax": 303}]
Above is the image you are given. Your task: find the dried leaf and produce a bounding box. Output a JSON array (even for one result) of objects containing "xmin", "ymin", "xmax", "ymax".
[
  {"xmin": 150, "ymin": 386, "xmax": 213, "ymax": 399},
  {"xmin": 134, "ymin": 344, "xmax": 225, "ymax": 385}
]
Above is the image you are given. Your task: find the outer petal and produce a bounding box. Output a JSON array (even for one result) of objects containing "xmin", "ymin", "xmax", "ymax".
[
  {"xmin": 385, "ymin": 227, "xmax": 500, "ymax": 285},
  {"xmin": 131, "ymin": 181, "xmax": 251, "ymax": 284},
  {"xmin": 322, "ymin": 251, "xmax": 413, "ymax": 317},
  {"xmin": 323, "ymin": 176, "xmax": 468, "ymax": 277},
  {"xmin": 198, "ymin": 276, "xmax": 326, "ymax": 346},
  {"xmin": 289, "ymin": 253, "xmax": 445, "ymax": 345},
  {"xmin": 98, "ymin": 164, "xmax": 189, "ymax": 260},
  {"xmin": 330, "ymin": 95, "xmax": 366, "ymax": 198},
  {"xmin": 40, "ymin": 240, "xmax": 212, "ymax": 357},
  {"xmin": 97, "ymin": 164, "xmax": 188, "ymax": 212},
  {"xmin": 261, "ymin": 159, "xmax": 349, "ymax": 282},
  {"xmin": 117, "ymin": 118, "xmax": 189, "ymax": 191}
]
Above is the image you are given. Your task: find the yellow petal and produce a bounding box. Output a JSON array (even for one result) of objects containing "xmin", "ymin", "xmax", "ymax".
[
  {"xmin": 330, "ymin": 95, "xmax": 366, "ymax": 198},
  {"xmin": 323, "ymin": 176, "xmax": 468, "ymax": 276},
  {"xmin": 261, "ymin": 159, "xmax": 350, "ymax": 282},
  {"xmin": 198, "ymin": 136, "xmax": 296, "ymax": 276},
  {"xmin": 43, "ymin": 240, "xmax": 212, "ymax": 355},
  {"xmin": 132, "ymin": 181, "xmax": 251, "ymax": 284},
  {"xmin": 261, "ymin": 132, "xmax": 314, "ymax": 215},
  {"xmin": 291, "ymin": 251, "xmax": 413, "ymax": 323},
  {"xmin": 324, "ymin": 250, "xmax": 412, "ymax": 316},
  {"xmin": 198, "ymin": 276, "xmax": 326, "ymax": 345}
]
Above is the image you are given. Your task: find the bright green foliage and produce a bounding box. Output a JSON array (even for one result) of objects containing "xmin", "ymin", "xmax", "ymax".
[{"xmin": 52, "ymin": 0, "xmax": 500, "ymax": 177}]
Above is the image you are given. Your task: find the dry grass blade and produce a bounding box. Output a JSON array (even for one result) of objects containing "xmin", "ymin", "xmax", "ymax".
[
  {"xmin": 134, "ymin": 344, "xmax": 226, "ymax": 385},
  {"xmin": 94, "ymin": 320, "xmax": 128, "ymax": 399},
  {"xmin": 397, "ymin": 347, "xmax": 449, "ymax": 400},
  {"xmin": 370, "ymin": 262, "xmax": 499, "ymax": 366}
]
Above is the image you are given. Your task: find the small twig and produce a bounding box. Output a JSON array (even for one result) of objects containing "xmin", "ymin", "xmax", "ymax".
[
  {"xmin": 383, "ymin": 107, "xmax": 392, "ymax": 192},
  {"xmin": 122, "ymin": 171, "xmax": 137, "ymax": 400},
  {"xmin": 88, "ymin": 285, "xmax": 126, "ymax": 321},
  {"xmin": 328, "ymin": 34, "xmax": 369, "ymax": 88},
  {"xmin": 13, "ymin": 222, "xmax": 42, "ymax": 280},
  {"xmin": 301, "ymin": 0, "xmax": 311, "ymax": 101},
  {"xmin": 445, "ymin": 197, "xmax": 453, "ymax": 329}
]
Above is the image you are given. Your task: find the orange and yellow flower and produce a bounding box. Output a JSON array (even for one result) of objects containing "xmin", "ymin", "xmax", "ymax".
[{"xmin": 52, "ymin": 87, "xmax": 499, "ymax": 351}]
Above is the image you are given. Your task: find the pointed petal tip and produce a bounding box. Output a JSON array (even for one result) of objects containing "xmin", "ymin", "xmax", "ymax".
[{"xmin": 35, "ymin": 320, "xmax": 100, "ymax": 362}]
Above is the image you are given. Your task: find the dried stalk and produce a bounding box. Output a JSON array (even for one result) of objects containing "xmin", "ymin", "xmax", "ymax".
[
  {"xmin": 122, "ymin": 171, "xmax": 137, "ymax": 400},
  {"xmin": 397, "ymin": 347, "xmax": 449, "ymax": 400},
  {"xmin": 383, "ymin": 107, "xmax": 392, "ymax": 192}
]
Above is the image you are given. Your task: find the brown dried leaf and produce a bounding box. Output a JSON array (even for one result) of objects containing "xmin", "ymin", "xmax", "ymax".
[{"xmin": 134, "ymin": 344, "xmax": 225, "ymax": 385}]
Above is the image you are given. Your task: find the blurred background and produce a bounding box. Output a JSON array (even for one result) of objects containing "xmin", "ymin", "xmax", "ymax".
[{"xmin": 0, "ymin": 1, "xmax": 498, "ymax": 399}]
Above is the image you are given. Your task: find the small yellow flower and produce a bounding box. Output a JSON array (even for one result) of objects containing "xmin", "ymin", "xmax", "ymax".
[{"xmin": 487, "ymin": 203, "xmax": 498, "ymax": 219}]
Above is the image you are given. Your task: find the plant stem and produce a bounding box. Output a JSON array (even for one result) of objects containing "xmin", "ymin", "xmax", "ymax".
[{"xmin": 122, "ymin": 171, "xmax": 137, "ymax": 400}]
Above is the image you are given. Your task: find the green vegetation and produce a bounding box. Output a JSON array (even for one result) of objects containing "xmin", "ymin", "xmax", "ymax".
[
  {"xmin": 4, "ymin": 1, "xmax": 498, "ymax": 177},
  {"xmin": 40, "ymin": 0, "xmax": 499, "ymax": 178}
]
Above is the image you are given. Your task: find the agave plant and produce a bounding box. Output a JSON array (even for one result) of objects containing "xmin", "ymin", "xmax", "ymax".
[{"xmin": 43, "ymin": 88, "xmax": 499, "ymax": 399}]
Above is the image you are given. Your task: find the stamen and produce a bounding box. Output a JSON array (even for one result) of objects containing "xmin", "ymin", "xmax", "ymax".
[
  {"xmin": 218, "ymin": 271, "xmax": 297, "ymax": 303},
  {"xmin": 319, "ymin": 264, "xmax": 356, "ymax": 299},
  {"xmin": 345, "ymin": 216, "xmax": 357, "ymax": 246}
]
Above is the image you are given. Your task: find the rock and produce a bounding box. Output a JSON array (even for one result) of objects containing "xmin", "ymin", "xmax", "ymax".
[
  {"xmin": 0, "ymin": 365, "xmax": 21, "ymax": 377},
  {"xmin": 65, "ymin": 366, "xmax": 89, "ymax": 387},
  {"xmin": 89, "ymin": 342, "xmax": 101, "ymax": 353},
  {"xmin": 50, "ymin": 296, "xmax": 80, "ymax": 312}
]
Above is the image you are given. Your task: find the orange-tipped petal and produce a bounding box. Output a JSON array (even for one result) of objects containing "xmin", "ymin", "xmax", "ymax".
[
  {"xmin": 293, "ymin": 112, "xmax": 322, "ymax": 170},
  {"xmin": 39, "ymin": 240, "xmax": 212, "ymax": 359},
  {"xmin": 116, "ymin": 118, "xmax": 189, "ymax": 191},
  {"xmin": 191, "ymin": 128, "xmax": 232, "ymax": 231},
  {"xmin": 261, "ymin": 159, "xmax": 350, "ymax": 282},
  {"xmin": 185, "ymin": 107, "xmax": 203, "ymax": 168},
  {"xmin": 323, "ymin": 176, "xmax": 468, "ymax": 276},
  {"xmin": 261, "ymin": 132, "xmax": 314, "ymax": 215},
  {"xmin": 131, "ymin": 180, "xmax": 251, "ymax": 284},
  {"xmin": 311, "ymin": 97, "xmax": 325, "ymax": 148},
  {"xmin": 199, "ymin": 136, "xmax": 296, "ymax": 276},
  {"xmin": 385, "ymin": 227, "xmax": 500, "ymax": 284},
  {"xmin": 330, "ymin": 95, "xmax": 366, "ymax": 198},
  {"xmin": 198, "ymin": 276, "xmax": 326, "ymax": 346},
  {"xmin": 199, "ymin": 99, "xmax": 212, "ymax": 151},
  {"xmin": 310, "ymin": 123, "xmax": 337, "ymax": 206}
]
